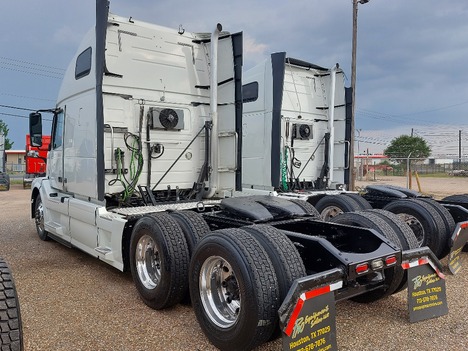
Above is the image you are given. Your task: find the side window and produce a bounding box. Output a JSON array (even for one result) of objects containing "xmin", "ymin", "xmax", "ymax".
[
  {"xmin": 52, "ymin": 110, "xmax": 64, "ymax": 150},
  {"xmin": 242, "ymin": 82, "xmax": 259, "ymax": 103},
  {"xmin": 75, "ymin": 47, "xmax": 92, "ymax": 79}
]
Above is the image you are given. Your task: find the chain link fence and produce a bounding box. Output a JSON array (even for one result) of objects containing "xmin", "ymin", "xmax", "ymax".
[
  {"xmin": 5, "ymin": 162, "xmax": 25, "ymax": 173},
  {"xmin": 355, "ymin": 157, "xmax": 467, "ymax": 180}
]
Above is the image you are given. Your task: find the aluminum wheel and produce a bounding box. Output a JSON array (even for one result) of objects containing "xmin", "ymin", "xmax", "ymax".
[
  {"xmin": 199, "ymin": 256, "xmax": 241, "ymax": 328},
  {"xmin": 135, "ymin": 234, "xmax": 161, "ymax": 290},
  {"xmin": 35, "ymin": 200, "xmax": 45, "ymax": 235},
  {"xmin": 320, "ymin": 205, "xmax": 344, "ymax": 221},
  {"xmin": 398, "ymin": 213, "xmax": 424, "ymax": 247}
]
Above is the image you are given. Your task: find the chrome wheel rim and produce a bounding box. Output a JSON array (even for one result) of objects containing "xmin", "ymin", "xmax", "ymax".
[
  {"xmin": 199, "ymin": 256, "xmax": 240, "ymax": 328},
  {"xmin": 398, "ymin": 213, "xmax": 424, "ymax": 246},
  {"xmin": 35, "ymin": 200, "xmax": 45, "ymax": 235},
  {"xmin": 321, "ymin": 205, "xmax": 343, "ymax": 221},
  {"xmin": 135, "ymin": 234, "xmax": 161, "ymax": 290}
]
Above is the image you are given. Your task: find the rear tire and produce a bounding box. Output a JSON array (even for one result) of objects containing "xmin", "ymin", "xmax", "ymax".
[
  {"xmin": 189, "ymin": 228, "xmax": 280, "ymax": 351},
  {"xmin": 130, "ymin": 213, "xmax": 189, "ymax": 310},
  {"xmin": 417, "ymin": 198, "xmax": 455, "ymax": 258},
  {"xmin": 169, "ymin": 211, "xmax": 210, "ymax": 254},
  {"xmin": 242, "ymin": 225, "xmax": 306, "ymax": 301},
  {"xmin": 330, "ymin": 211, "xmax": 405, "ymax": 302},
  {"xmin": 365, "ymin": 209, "xmax": 419, "ymax": 294},
  {"xmin": 365, "ymin": 209, "xmax": 419, "ymax": 250},
  {"xmin": 287, "ymin": 199, "xmax": 322, "ymax": 219},
  {"xmin": 315, "ymin": 194, "xmax": 363, "ymax": 221},
  {"xmin": 343, "ymin": 193, "xmax": 372, "ymax": 210},
  {"xmin": 242, "ymin": 224, "xmax": 306, "ymax": 340},
  {"xmin": 383, "ymin": 199, "xmax": 446, "ymax": 258},
  {"xmin": 0, "ymin": 258, "xmax": 23, "ymax": 351},
  {"xmin": 170, "ymin": 210, "xmax": 210, "ymax": 304}
]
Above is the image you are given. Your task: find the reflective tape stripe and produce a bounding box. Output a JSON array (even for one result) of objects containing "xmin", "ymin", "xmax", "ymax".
[
  {"xmin": 401, "ymin": 256, "xmax": 445, "ymax": 279},
  {"xmin": 401, "ymin": 257, "xmax": 428, "ymax": 269},
  {"xmin": 284, "ymin": 281, "xmax": 343, "ymax": 337}
]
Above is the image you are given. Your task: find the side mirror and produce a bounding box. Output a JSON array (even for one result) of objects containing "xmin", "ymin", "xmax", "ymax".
[{"xmin": 29, "ymin": 112, "xmax": 43, "ymax": 147}]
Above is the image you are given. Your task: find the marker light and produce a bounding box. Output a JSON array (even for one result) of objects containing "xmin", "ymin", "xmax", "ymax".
[
  {"xmin": 356, "ymin": 263, "xmax": 369, "ymax": 274},
  {"xmin": 385, "ymin": 256, "xmax": 397, "ymax": 266}
]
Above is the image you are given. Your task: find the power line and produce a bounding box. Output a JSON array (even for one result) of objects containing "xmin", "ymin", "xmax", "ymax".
[
  {"xmin": 0, "ymin": 64, "xmax": 63, "ymax": 80},
  {"xmin": 357, "ymin": 108, "xmax": 433, "ymax": 126},
  {"xmin": 0, "ymin": 56, "xmax": 65, "ymax": 72},
  {"xmin": 0, "ymin": 92, "xmax": 55, "ymax": 102},
  {"xmin": 0, "ymin": 56, "xmax": 64, "ymax": 80},
  {"xmin": 0, "ymin": 112, "xmax": 52, "ymax": 122},
  {"xmin": 0, "ymin": 112, "xmax": 28, "ymax": 118},
  {"xmin": 0, "ymin": 104, "xmax": 36, "ymax": 112}
]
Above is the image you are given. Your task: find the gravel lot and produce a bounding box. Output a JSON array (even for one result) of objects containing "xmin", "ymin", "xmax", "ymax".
[{"xmin": 1, "ymin": 177, "xmax": 467, "ymax": 351}]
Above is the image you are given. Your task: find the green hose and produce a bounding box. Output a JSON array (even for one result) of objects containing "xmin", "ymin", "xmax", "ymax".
[{"xmin": 281, "ymin": 147, "xmax": 289, "ymax": 191}]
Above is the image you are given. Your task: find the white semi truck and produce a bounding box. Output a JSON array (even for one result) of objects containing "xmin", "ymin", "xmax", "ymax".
[
  {"xmin": 28, "ymin": 2, "xmax": 466, "ymax": 350},
  {"xmin": 242, "ymin": 54, "xmax": 468, "ymax": 259},
  {"xmin": 242, "ymin": 53, "xmax": 350, "ymax": 194}
]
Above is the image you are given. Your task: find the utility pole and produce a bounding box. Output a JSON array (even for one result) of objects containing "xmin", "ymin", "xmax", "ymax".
[
  {"xmin": 459, "ymin": 129, "xmax": 462, "ymax": 169},
  {"xmin": 350, "ymin": 0, "xmax": 370, "ymax": 190}
]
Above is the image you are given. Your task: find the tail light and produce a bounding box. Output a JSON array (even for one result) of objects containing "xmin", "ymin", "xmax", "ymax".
[
  {"xmin": 385, "ymin": 256, "xmax": 397, "ymax": 266},
  {"xmin": 356, "ymin": 263, "xmax": 369, "ymax": 274}
]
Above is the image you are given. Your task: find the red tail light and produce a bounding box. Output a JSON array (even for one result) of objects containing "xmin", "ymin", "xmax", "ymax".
[
  {"xmin": 385, "ymin": 256, "xmax": 397, "ymax": 266},
  {"xmin": 356, "ymin": 263, "xmax": 369, "ymax": 274}
]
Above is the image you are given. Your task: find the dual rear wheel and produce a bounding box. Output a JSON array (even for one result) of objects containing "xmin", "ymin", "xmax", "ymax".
[
  {"xmin": 315, "ymin": 193, "xmax": 454, "ymax": 259},
  {"xmin": 129, "ymin": 212, "xmax": 306, "ymax": 350}
]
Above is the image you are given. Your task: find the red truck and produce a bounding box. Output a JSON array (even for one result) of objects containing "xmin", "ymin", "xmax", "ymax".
[{"xmin": 23, "ymin": 134, "xmax": 50, "ymax": 188}]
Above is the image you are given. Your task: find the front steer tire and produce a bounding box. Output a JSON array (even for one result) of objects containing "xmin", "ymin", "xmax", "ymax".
[
  {"xmin": 189, "ymin": 228, "xmax": 280, "ymax": 351},
  {"xmin": 34, "ymin": 194, "xmax": 49, "ymax": 241},
  {"xmin": 0, "ymin": 258, "xmax": 23, "ymax": 351},
  {"xmin": 130, "ymin": 213, "xmax": 189, "ymax": 310}
]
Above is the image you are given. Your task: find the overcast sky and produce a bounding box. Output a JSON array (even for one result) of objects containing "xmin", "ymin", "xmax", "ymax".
[{"xmin": 1, "ymin": 0, "xmax": 468, "ymax": 157}]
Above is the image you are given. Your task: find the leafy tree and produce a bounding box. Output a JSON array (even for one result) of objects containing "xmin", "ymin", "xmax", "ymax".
[
  {"xmin": 384, "ymin": 135, "xmax": 431, "ymax": 161},
  {"xmin": 0, "ymin": 120, "xmax": 13, "ymax": 149}
]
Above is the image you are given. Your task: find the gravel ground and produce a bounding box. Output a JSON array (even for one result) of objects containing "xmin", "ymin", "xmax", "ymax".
[{"xmin": 0, "ymin": 178, "xmax": 467, "ymax": 351}]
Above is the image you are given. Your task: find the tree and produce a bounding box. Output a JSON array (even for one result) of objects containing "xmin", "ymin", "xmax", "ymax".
[
  {"xmin": 384, "ymin": 135, "xmax": 431, "ymax": 161},
  {"xmin": 0, "ymin": 120, "xmax": 13, "ymax": 149}
]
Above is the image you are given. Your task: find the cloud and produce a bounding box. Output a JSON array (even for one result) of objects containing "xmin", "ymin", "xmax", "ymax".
[
  {"xmin": 243, "ymin": 35, "xmax": 269, "ymax": 68},
  {"xmin": 53, "ymin": 26, "xmax": 86, "ymax": 47},
  {"xmin": 2, "ymin": 0, "xmax": 468, "ymax": 154}
]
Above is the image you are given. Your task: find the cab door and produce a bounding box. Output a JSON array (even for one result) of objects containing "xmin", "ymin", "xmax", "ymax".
[
  {"xmin": 48, "ymin": 108, "xmax": 65, "ymax": 191},
  {"xmin": 42, "ymin": 108, "xmax": 71, "ymax": 244}
]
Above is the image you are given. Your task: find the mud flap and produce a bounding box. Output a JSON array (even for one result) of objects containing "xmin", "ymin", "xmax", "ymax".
[
  {"xmin": 447, "ymin": 221, "xmax": 468, "ymax": 274},
  {"xmin": 402, "ymin": 247, "xmax": 448, "ymax": 323},
  {"xmin": 279, "ymin": 268, "xmax": 343, "ymax": 351}
]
